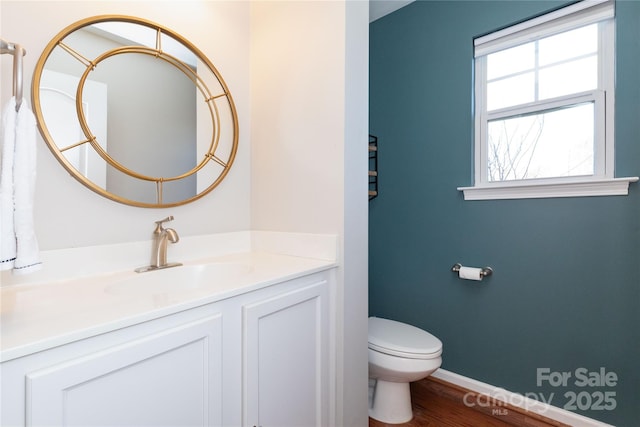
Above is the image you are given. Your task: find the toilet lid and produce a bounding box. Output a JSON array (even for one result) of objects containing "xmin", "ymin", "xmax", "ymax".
[{"xmin": 368, "ymin": 317, "xmax": 442, "ymax": 359}]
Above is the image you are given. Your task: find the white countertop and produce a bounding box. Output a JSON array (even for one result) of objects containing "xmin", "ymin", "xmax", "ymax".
[{"xmin": 0, "ymin": 232, "xmax": 338, "ymax": 362}]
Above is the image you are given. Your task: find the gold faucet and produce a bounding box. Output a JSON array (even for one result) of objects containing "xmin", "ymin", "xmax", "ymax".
[{"xmin": 135, "ymin": 216, "xmax": 183, "ymax": 273}]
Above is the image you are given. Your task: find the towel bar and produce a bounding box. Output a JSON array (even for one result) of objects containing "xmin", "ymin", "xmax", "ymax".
[{"xmin": 1, "ymin": 37, "xmax": 26, "ymax": 111}]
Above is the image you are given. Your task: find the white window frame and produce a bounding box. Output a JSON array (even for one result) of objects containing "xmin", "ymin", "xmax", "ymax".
[{"xmin": 459, "ymin": 0, "xmax": 638, "ymax": 200}]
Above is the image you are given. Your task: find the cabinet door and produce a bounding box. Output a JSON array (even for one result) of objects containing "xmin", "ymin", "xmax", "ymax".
[
  {"xmin": 243, "ymin": 280, "xmax": 329, "ymax": 427},
  {"xmin": 26, "ymin": 314, "xmax": 223, "ymax": 427}
]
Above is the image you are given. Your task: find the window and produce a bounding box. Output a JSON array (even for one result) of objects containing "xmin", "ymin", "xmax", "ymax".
[{"xmin": 459, "ymin": 0, "xmax": 638, "ymax": 200}]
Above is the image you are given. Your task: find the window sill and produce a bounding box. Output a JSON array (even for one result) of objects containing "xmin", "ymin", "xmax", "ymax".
[{"xmin": 458, "ymin": 177, "xmax": 639, "ymax": 200}]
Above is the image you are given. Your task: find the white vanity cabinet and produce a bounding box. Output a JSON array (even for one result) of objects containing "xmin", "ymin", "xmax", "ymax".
[
  {"xmin": 26, "ymin": 314, "xmax": 224, "ymax": 427},
  {"xmin": 242, "ymin": 279, "xmax": 330, "ymax": 427},
  {"xmin": 0, "ymin": 269, "xmax": 334, "ymax": 427},
  {"xmin": 1, "ymin": 304, "xmax": 226, "ymax": 427}
]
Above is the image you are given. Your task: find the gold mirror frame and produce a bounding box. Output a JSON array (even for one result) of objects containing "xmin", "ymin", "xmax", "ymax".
[{"xmin": 32, "ymin": 15, "xmax": 238, "ymax": 208}]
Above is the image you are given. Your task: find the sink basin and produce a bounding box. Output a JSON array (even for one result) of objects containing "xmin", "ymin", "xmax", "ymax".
[{"xmin": 105, "ymin": 262, "xmax": 252, "ymax": 296}]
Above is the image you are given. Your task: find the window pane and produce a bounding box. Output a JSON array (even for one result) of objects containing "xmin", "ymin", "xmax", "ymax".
[
  {"xmin": 539, "ymin": 56, "xmax": 597, "ymax": 100},
  {"xmin": 487, "ymin": 72, "xmax": 535, "ymax": 111},
  {"xmin": 539, "ymin": 24, "xmax": 598, "ymax": 66},
  {"xmin": 487, "ymin": 102, "xmax": 594, "ymax": 181},
  {"xmin": 487, "ymin": 42, "xmax": 535, "ymax": 80}
]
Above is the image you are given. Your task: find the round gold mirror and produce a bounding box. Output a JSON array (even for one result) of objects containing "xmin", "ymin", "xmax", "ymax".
[{"xmin": 32, "ymin": 15, "xmax": 238, "ymax": 207}]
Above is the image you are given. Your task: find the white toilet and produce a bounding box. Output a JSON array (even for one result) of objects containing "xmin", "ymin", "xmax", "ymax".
[{"xmin": 368, "ymin": 317, "xmax": 443, "ymax": 424}]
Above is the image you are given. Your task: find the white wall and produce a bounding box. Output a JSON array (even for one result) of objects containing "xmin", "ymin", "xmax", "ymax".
[
  {"xmin": 342, "ymin": 3, "xmax": 370, "ymax": 425},
  {"xmin": 250, "ymin": 2, "xmax": 369, "ymax": 425},
  {"xmin": 1, "ymin": 1, "xmax": 251, "ymax": 249},
  {"xmin": 250, "ymin": 1, "xmax": 344, "ymax": 234},
  {"xmin": 2, "ymin": 1, "xmax": 369, "ymax": 425}
]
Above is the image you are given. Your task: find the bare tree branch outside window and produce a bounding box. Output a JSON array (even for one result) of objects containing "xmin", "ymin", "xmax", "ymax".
[{"xmin": 487, "ymin": 115, "xmax": 545, "ymax": 181}]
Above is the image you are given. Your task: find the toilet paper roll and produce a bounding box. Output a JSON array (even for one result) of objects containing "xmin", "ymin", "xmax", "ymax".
[{"xmin": 458, "ymin": 266, "xmax": 483, "ymax": 281}]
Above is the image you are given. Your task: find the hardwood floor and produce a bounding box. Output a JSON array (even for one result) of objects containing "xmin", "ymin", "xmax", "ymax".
[{"xmin": 369, "ymin": 377, "xmax": 570, "ymax": 427}]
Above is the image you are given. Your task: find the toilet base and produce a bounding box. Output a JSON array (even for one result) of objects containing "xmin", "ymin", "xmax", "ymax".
[{"xmin": 369, "ymin": 379, "xmax": 413, "ymax": 424}]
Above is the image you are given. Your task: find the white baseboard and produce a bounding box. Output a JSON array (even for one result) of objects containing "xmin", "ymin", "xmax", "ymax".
[{"xmin": 431, "ymin": 369, "xmax": 614, "ymax": 427}]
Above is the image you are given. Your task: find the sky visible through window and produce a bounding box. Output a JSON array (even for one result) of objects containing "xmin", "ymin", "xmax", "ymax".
[{"xmin": 485, "ymin": 24, "xmax": 598, "ymax": 181}]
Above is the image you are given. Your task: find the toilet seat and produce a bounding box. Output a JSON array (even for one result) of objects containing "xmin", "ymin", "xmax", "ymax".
[{"xmin": 369, "ymin": 317, "xmax": 442, "ymax": 360}]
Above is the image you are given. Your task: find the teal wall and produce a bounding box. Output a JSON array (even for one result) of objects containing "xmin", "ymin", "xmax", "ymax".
[{"xmin": 369, "ymin": 1, "xmax": 640, "ymax": 425}]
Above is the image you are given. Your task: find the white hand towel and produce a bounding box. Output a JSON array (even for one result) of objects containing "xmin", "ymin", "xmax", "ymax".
[
  {"xmin": 13, "ymin": 98, "xmax": 42, "ymax": 274},
  {"xmin": 0, "ymin": 97, "xmax": 17, "ymax": 270},
  {"xmin": 0, "ymin": 97, "xmax": 42, "ymax": 274}
]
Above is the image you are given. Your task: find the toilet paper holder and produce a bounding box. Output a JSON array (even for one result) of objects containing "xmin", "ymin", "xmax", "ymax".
[{"xmin": 451, "ymin": 263, "xmax": 493, "ymax": 278}]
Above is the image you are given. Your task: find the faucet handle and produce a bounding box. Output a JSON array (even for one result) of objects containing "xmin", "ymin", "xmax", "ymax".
[{"xmin": 155, "ymin": 215, "xmax": 174, "ymax": 226}]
